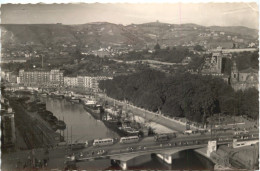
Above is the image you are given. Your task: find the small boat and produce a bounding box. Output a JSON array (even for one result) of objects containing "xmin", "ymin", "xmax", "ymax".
[
  {"xmin": 64, "ymin": 94, "xmax": 72, "ymax": 100},
  {"xmin": 40, "ymin": 93, "xmax": 48, "ymax": 97},
  {"xmin": 56, "ymin": 120, "xmax": 66, "ymax": 130},
  {"xmin": 51, "ymin": 124, "xmax": 58, "ymax": 131},
  {"xmin": 70, "ymin": 97, "xmax": 80, "ymax": 103}
]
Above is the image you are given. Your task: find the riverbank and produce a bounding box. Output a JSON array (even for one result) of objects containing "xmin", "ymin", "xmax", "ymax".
[
  {"xmin": 98, "ymin": 94, "xmax": 192, "ymax": 132},
  {"xmin": 8, "ymin": 96, "xmax": 62, "ymax": 150}
]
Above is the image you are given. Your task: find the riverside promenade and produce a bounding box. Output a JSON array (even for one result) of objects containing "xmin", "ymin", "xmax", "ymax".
[{"xmin": 98, "ymin": 94, "xmax": 201, "ymax": 132}]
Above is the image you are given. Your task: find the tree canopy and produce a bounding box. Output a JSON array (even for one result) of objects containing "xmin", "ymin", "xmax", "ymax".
[{"xmin": 99, "ymin": 69, "xmax": 258, "ymax": 123}]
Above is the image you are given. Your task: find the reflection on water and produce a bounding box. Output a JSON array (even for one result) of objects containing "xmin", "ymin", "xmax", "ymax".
[{"xmin": 41, "ymin": 97, "xmax": 119, "ymax": 142}]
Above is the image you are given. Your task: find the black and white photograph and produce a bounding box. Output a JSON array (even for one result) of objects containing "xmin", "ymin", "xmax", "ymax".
[{"xmin": 0, "ymin": 2, "xmax": 259, "ymax": 170}]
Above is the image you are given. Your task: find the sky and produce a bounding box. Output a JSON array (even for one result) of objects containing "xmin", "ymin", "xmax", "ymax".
[{"xmin": 1, "ymin": 2, "xmax": 259, "ymax": 29}]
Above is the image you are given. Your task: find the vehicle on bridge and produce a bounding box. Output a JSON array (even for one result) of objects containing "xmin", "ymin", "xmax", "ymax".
[
  {"xmin": 93, "ymin": 138, "xmax": 114, "ymax": 146},
  {"xmin": 120, "ymin": 136, "xmax": 139, "ymax": 144},
  {"xmin": 184, "ymin": 130, "xmax": 193, "ymax": 134},
  {"xmin": 58, "ymin": 140, "xmax": 88, "ymax": 150},
  {"xmin": 233, "ymin": 130, "xmax": 249, "ymax": 135},
  {"xmin": 154, "ymin": 134, "xmax": 169, "ymax": 142},
  {"xmin": 68, "ymin": 140, "xmax": 88, "ymax": 150}
]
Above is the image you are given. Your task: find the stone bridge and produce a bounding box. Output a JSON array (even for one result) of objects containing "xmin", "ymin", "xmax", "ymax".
[{"xmin": 109, "ymin": 143, "xmax": 212, "ymax": 170}]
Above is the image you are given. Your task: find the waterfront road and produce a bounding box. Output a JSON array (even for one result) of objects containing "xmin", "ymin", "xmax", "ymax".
[{"xmin": 98, "ymin": 94, "xmax": 195, "ymax": 132}]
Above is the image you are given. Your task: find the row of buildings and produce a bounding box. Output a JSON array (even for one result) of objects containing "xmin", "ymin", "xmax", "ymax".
[
  {"xmin": 18, "ymin": 69, "xmax": 64, "ymax": 87},
  {"xmin": 1, "ymin": 69, "xmax": 112, "ymax": 91},
  {"xmin": 64, "ymin": 76, "xmax": 112, "ymax": 89}
]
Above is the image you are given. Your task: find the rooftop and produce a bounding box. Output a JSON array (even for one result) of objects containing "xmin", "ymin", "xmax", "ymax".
[{"xmin": 240, "ymin": 67, "xmax": 258, "ymax": 74}]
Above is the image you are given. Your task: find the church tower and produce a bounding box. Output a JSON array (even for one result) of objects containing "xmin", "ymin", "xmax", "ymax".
[{"xmin": 231, "ymin": 61, "xmax": 239, "ymax": 83}]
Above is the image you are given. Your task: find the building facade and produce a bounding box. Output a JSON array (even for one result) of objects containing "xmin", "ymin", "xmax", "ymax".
[
  {"xmin": 1, "ymin": 71, "xmax": 18, "ymax": 83},
  {"xmin": 64, "ymin": 76, "xmax": 112, "ymax": 91},
  {"xmin": 201, "ymin": 52, "xmax": 222, "ymax": 74},
  {"xmin": 230, "ymin": 61, "xmax": 258, "ymax": 91},
  {"xmin": 19, "ymin": 69, "xmax": 64, "ymax": 87}
]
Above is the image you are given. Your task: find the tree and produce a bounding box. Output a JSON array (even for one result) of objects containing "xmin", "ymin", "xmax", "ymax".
[
  {"xmin": 99, "ymin": 69, "xmax": 258, "ymax": 123},
  {"xmin": 154, "ymin": 43, "xmax": 161, "ymax": 50},
  {"xmin": 194, "ymin": 45, "xmax": 204, "ymax": 51}
]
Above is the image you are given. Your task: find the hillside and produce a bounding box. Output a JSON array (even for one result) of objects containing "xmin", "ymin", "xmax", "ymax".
[
  {"xmin": 209, "ymin": 26, "xmax": 258, "ymax": 38},
  {"xmin": 1, "ymin": 22, "xmax": 258, "ymax": 56}
]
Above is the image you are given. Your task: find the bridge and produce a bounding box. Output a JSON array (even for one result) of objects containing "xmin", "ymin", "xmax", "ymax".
[{"xmin": 71, "ymin": 132, "xmax": 259, "ymax": 170}]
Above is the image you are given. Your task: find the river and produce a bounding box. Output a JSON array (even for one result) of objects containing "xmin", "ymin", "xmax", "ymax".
[
  {"xmin": 41, "ymin": 97, "xmax": 214, "ymax": 170},
  {"xmin": 40, "ymin": 97, "xmax": 119, "ymax": 143}
]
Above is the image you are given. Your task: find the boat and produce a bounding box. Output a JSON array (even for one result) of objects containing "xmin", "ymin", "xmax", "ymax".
[
  {"xmin": 40, "ymin": 93, "xmax": 48, "ymax": 97},
  {"xmin": 64, "ymin": 94, "xmax": 72, "ymax": 100},
  {"xmin": 56, "ymin": 120, "xmax": 66, "ymax": 130},
  {"xmin": 83, "ymin": 100, "xmax": 104, "ymax": 120},
  {"xmin": 70, "ymin": 96, "xmax": 80, "ymax": 103},
  {"xmin": 51, "ymin": 92, "xmax": 64, "ymax": 99},
  {"xmin": 51, "ymin": 124, "xmax": 58, "ymax": 131},
  {"xmin": 84, "ymin": 105, "xmax": 102, "ymax": 120},
  {"xmin": 46, "ymin": 115, "xmax": 58, "ymax": 123},
  {"xmin": 102, "ymin": 119, "xmax": 129, "ymax": 137}
]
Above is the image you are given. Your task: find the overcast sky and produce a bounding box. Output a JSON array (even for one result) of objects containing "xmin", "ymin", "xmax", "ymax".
[{"xmin": 1, "ymin": 3, "xmax": 259, "ymax": 29}]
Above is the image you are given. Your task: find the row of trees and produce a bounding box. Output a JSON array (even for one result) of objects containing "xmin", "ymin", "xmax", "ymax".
[
  {"xmin": 99, "ymin": 69, "xmax": 258, "ymax": 124},
  {"xmin": 117, "ymin": 45, "xmax": 197, "ymax": 63}
]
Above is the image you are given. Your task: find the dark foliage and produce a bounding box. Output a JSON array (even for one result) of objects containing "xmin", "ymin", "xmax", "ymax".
[
  {"xmin": 154, "ymin": 43, "xmax": 161, "ymax": 50},
  {"xmin": 234, "ymin": 51, "xmax": 259, "ymax": 71},
  {"xmin": 194, "ymin": 45, "xmax": 205, "ymax": 51},
  {"xmin": 99, "ymin": 69, "xmax": 258, "ymax": 123}
]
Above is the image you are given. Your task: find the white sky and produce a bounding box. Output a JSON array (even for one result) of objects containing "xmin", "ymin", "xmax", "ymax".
[{"xmin": 1, "ymin": 2, "xmax": 259, "ymax": 29}]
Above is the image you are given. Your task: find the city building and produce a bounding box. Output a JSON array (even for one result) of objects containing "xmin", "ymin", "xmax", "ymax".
[
  {"xmin": 50, "ymin": 69, "xmax": 64, "ymax": 86},
  {"xmin": 1, "ymin": 71, "xmax": 18, "ymax": 83},
  {"xmin": 230, "ymin": 61, "xmax": 258, "ymax": 91},
  {"xmin": 64, "ymin": 75, "xmax": 112, "ymax": 91},
  {"xmin": 19, "ymin": 69, "xmax": 64, "ymax": 87},
  {"xmin": 77, "ymin": 76, "xmax": 85, "ymax": 87},
  {"xmin": 64, "ymin": 77, "xmax": 78, "ymax": 87},
  {"xmin": 201, "ymin": 52, "xmax": 222, "ymax": 75}
]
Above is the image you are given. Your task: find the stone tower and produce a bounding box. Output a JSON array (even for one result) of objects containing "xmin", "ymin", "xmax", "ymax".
[{"xmin": 231, "ymin": 61, "xmax": 239, "ymax": 83}]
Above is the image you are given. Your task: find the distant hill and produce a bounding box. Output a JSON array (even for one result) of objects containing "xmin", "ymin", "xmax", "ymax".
[
  {"xmin": 209, "ymin": 26, "xmax": 258, "ymax": 38},
  {"xmin": 1, "ymin": 22, "xmax": 258, "ymax": 53}
]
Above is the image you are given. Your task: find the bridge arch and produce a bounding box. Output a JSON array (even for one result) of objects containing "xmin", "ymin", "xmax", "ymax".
[
  {"xmin": 111, "ymin": 145, "xmax": 211, "ymax": 163},
  {"xmin": 110, "ymin": 147, "xmax": 214, "ymax": 170}
]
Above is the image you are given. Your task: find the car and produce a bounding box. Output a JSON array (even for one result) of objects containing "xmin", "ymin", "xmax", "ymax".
[
  {"xmin": 184, "ymin": 130, "xmax": 193, "ymax": 134},
  {"xmin": 97, "ymin": 150, "xmax": 106, "ymax": 155},
  {"xmin": 137, "ymin": 146, "xmax": 143, "ymax": 150},
  {"xmin": 126, "ymin": 147, "xmax": 134, "ymax": 151}
]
